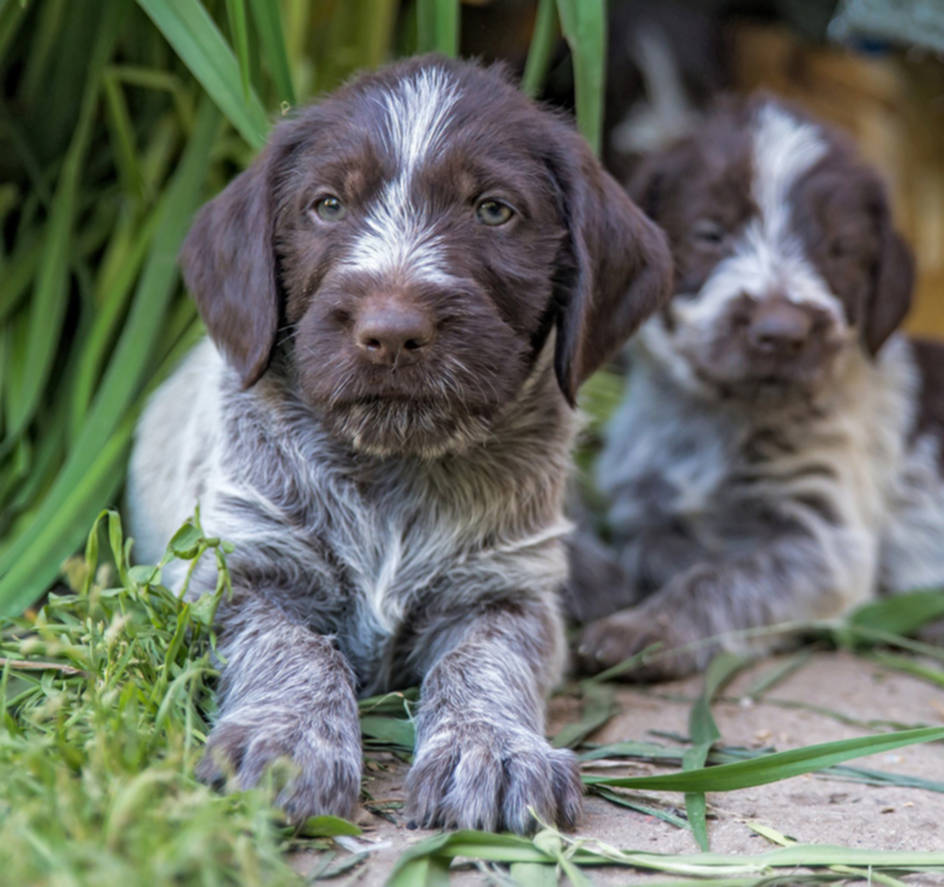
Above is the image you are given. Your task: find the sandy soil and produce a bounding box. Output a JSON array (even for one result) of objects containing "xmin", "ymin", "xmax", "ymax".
[{"xmin": 293, "ymin": 651, "xmax": 944, "ymax": 885}]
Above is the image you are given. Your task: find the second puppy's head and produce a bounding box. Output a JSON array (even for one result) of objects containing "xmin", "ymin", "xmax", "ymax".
[
  {"xmin": 181, "ymin": 55, "xmax": 670, "ymax": 457},
  {"xmin": 630, "ymin": 96, "xmax": 913, "ymax": 401}
]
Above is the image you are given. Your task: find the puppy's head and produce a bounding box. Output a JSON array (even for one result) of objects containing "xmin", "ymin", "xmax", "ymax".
[
  {"xmin": 630, "ymin": 95, "xmax": 913, "ymax": 402},
  {"xmin": 181, "ymin": 55, "xmax": 670, "ymax": 457}
]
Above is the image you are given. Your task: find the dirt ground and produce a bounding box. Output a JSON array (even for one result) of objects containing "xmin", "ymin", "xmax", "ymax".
[{"xmin": 293, "ymin": 651, "xmax": 944, "ymax": 885}]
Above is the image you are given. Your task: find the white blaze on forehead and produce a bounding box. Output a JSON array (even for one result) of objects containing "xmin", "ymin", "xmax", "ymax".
[
  {"xmin": 751, "ymin": 102, "xmax": 827, "ymax": 244},
  {"xmin": 674, "ymin": 101, "xmax": 842, "ymax": 331},
  {"xmin": 343, "ymin": 67, "xmax": 461, "ymax": 285}
]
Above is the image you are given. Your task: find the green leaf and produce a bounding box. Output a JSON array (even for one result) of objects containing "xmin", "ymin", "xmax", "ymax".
[
  {"xmin": 296, "ymin": 814, "xmax": 361, "ymax": 838},
  {"xmin": 552, "ymin": 681, "xmax": 614, "ymax": 748},
  {"xmin": 521, "ymin": 0, "xmax": 558, "ymax": 98},
  {"xmin": 555, "ymin": 0, "xmax": 606, "ymax": 155},
  {"xmin": 135, "ymin": 0, "xmax": 269, "ymax": 148},
  {"xmin": 416, "ymin": 0, "xmax": 459, "ymax": 56},
  {"xmin": 359, "ymin": 714, "xmax": 415, "ymax": 750},
  {"xmin": 683, "ymin": 653, "xmax": 747, "ymax": 850},
  {"xmin": 0, "ymin": 100, "xmax": 220, "ymax": 618},
  {"xmin": 583, "ymin": 725, "xmax": 944, "ymax": 792},
  {"xmin": 850, "ymin": 589, "xmax": 944, "ymax": 636},
  {"xmin": 4, "ymin": 0, "xmax": 124, "ymax": 441},
  {"xmin": 224, "ymin": 0, "xmax": 251, "ymax": 102},
  {"xmin": 247, "ymin": 0, "xmax": 295, "ymax": 106}
]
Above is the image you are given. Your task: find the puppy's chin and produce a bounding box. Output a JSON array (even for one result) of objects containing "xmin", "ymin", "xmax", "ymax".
[{"xmin": 321, "ymin": 398, "xmax": 495, "ymax": 459}]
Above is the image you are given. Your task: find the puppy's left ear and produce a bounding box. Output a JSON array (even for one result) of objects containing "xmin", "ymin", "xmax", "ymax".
[
  {"xmin": 549, "ymin": 134, "xmax": 673, "ymax": 404},
  {"xmin": 864, "ymin": 218, "xmax": 914, "ymax": 356}
]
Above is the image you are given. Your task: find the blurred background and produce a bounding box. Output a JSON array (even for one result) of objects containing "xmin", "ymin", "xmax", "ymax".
[{"xmin": 1, "ymin": 0, "xmax": 942, "ymax": 615}]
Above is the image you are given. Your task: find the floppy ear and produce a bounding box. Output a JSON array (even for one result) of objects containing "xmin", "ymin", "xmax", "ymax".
[
  {"xmin": 550, "ymin": 136, "xmax": 673, "ymax": 405},
  {"xmin": 179, "ymin": 145, "xmax": 281, "ymax": 387},
  {"xmin": 864, "ymin": 220, "xmax": 914, "ymax": 356}
]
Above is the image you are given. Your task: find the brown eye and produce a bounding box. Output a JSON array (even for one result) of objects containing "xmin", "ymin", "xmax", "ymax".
[
  {"xmin": 693, "ymin": 219, "xmax": 726, "ymax": 246},
  {"xmin": 475, "ymin": 198, "xmax": 514, "ymax": 227},
  {"xmin": 312, "ymin": 195, "xmax": 346, "ymax": 222}
]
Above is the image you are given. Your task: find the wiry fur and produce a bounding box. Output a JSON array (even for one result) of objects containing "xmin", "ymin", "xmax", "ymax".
[
  {"xmin": 573, "ymin": 96, "xmax": 939, "ymax": 679},
  {"xmin": 127, "ymin": 55, "xmax": 670, "ymax": 831}
]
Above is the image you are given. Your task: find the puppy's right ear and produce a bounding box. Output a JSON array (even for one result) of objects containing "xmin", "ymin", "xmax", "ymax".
[{"xmin": 180, "ymin": 145, "xmax": 281, "ymax": 388}]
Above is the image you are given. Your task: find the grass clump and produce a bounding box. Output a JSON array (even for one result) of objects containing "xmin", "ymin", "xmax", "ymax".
[{"xmin": 0, "ymin": 509, "xmax": 308, "ymax": 886}]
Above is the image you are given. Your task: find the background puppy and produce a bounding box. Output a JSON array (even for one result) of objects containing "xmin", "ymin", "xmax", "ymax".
[
  {"xmin": 575, "ymin": 95, "xmax": 944, "ymax": 680},
  {"xmin": 126, "ymin": 55, "xmax": 671, "ymax": 832}
]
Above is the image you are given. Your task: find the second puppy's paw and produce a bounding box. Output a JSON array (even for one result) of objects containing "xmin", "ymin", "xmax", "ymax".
[{"xmin": 577, "ymin": 606, "xmax": 707, "ymax": 681}]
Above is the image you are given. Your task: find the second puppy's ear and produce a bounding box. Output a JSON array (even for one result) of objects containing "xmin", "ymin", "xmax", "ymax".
[
  {"xmin": 864, "ymin": 217, "xmax": 914, "ymax": 356},
  {"xmin": 180, "ymin": 142, "xmax": 283, "ymax": 388},
  {"xmin": 549, "ymin": 131, "xmax": 673, "ymax": 404}
]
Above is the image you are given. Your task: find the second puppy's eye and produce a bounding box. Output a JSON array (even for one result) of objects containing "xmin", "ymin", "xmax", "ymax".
[
  {"xmin": 476, "ymin": 198, "xmax": 515, "ymax": 227},
  {"xmin": 692, "ymin": 219, "xmax": 726, "ymax": 245},
  {"xmin": 312, "ymin": 195, "xmax": 347, "ymax": 222}
]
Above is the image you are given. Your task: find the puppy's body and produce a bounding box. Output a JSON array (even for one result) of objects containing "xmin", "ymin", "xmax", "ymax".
[
  {"xmin": 131, "ymin": 338, "xmax": 574, "ymax": 691},
  {"xmin": 127, "ymin": 56, "xmax": 670, "ymax": 831},
  {"xmin": 576, "ymin": 97, "xmax": 936, "ymax": 677}
]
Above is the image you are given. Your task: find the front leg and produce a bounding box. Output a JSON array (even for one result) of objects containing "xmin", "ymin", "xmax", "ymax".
[
  {"xmin": 405, "ymin": 598, "xmax": 582, "ymax": 834},
  {"xmin": 579, "ymin": 524, "xmax": 875, "ymax": 680},
  {"xmin": 198, "ymin": 596, "xmax": 362, "ymax": 821}
]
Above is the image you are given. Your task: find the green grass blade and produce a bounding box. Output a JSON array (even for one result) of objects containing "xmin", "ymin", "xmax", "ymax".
[
  {"xmin": 247, "ymin": 0, "xmax": 296, "ymax": 105},
  {"xmin": 683, "ymin": 653, "xmax": 747, "ymax": 850},
  {"xmin": 583, "ymin": 725, "xmax": 944, "ymax": 792},
  {"xmin": 102, "ymin": 69, "xmax": 145, "ymax": 204},
  {"xmin": 552, "ymin": 681, "xmax": 614, "ymax": 748},
  {"xmin": 555, "ymin": 0, "xmax": 605, "ymax": 155},
  {"xmin": 521, "ymin": 0, "xmax": 558, "ymax": 98},
  {"xmin": 224, "ymin": 0, "xmax": 252, "ymax": 101},
  {"xmin": 416, "ymin": 0, "xmax": 459, "ymax": 56},
  {"xmin": 850, "ymin": 589, "xmax": 944, "ymax": 636},
  {"xmin": 4, "ymin": 5, "xmax": 123, "ymax": 443},
  {"xmin": 0, "ymin": 100, "xmax": 220, "ymax": 617},
  {"xmin": 135, "ymin": 0, "xmax": 269, "ymax": 148}
]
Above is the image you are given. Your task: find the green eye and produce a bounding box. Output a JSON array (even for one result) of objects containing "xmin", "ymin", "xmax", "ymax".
[
  {"xmin": 476, "ymin": 198, "xmax": 514, "ymax": 227},
  {"xmin": 313, "ymin": 195, "xmax": 346, "ymax": 222}
]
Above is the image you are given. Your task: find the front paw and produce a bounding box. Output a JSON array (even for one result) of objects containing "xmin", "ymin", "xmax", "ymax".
[
  {"xmin": 577, "ymin": 606, "xmax": 706, "ymax": 681},
  {"xmin": 406, "ymin": 721, "xmax": 582, "ymax": 834},
  {"xmin": 197, "ymin": 709, "xmax": 362, "ymax": 822}
]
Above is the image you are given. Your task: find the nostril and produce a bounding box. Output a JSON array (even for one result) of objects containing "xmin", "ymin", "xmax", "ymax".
[
  {"xmin": 403, "ymin": 337, "xmax": 427, "ymax": 351},
  {"xmin": 363, "ymin": 337, "xmax": 382, "ymax": 351}
]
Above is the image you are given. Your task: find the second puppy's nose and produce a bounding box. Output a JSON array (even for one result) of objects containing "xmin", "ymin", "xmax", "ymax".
[
  {"xmin": 747, "ymin": 297, "xmax": 813, "ymax": 356},
  {"xmin": 354, "ymin": 297, "xmax": 435, "ymax": 366}
]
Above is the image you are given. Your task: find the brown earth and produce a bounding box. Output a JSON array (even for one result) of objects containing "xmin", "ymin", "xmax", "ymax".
[{"xmin": 293, "ymin": 651, "xmax": 944, "ymax": 886}]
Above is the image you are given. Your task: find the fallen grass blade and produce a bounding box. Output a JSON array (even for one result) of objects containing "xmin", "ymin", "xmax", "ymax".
[
  {"xmin": 683, "ymin": 653, "xmax": 747, "ymax": 849},
  {"xmin": 552, "ymin": 680, "xmax": 615, "ymax": 748},
  {"xmin": 583, "ymin": 725, "xmax": 944, "ymax": 792},
  {"xmin": 849, "ymin": 589, "xmax": 944, "ymax": 636},
  {"xmin": 136, "ymin": 0, "xmax": 269, "ymax": 147},
  {"xmin": 869, "ymin": 650, "xmax": 944, "ymax": 688}
]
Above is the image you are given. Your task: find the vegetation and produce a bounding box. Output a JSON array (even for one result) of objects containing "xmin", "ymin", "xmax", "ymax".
[{"xmin": 2, "ymin": 2, "xmax": 944, "ymax": 884}]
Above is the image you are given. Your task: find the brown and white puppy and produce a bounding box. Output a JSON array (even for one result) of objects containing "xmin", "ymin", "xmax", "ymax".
[
  {"xmin": 575, "ymin": 96, "xmax": 944, "ymax": 679},
  {"xmin": 126, "ymin": 56, "xmax": 671, "ymax": 832}
]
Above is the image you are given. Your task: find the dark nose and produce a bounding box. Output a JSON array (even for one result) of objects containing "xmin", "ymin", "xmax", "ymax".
[
  {"xmin": 354, "ymin": 295, "xmax": 435, "ymax": 366},
  {"xmin": 746, "ymin": 297, "xmax": 813, "ymax": 356}
]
